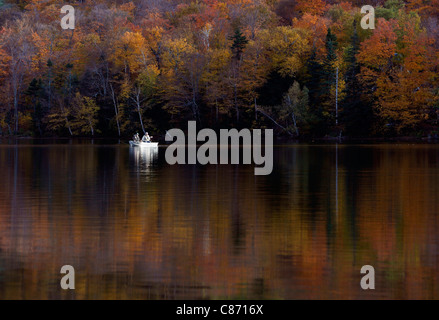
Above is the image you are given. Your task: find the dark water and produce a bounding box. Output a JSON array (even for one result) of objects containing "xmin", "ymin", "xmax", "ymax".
[{"xmin": 0, "ymin": 142, "xmax": 439, "ymax": 299}]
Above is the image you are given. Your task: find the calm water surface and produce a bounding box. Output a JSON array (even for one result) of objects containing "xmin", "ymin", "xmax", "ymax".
[{"xmin": 0, "ymin": 142, "xmax": 439, "ymax": 299}]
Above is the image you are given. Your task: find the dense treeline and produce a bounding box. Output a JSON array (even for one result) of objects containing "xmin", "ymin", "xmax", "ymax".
[{"xmin": 0, "ymin": 0, "xmax": 438, "ymax": 139}]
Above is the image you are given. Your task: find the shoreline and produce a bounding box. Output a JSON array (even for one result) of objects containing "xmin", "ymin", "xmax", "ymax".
[{"xmin": 1, "ymin": 135, "xmax": 439, "ymax": 145}]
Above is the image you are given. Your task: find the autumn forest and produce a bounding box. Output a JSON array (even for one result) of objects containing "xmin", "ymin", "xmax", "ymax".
[{"xmin": 0, "ymin": 0, "xmax": 438, "ymax": 139}]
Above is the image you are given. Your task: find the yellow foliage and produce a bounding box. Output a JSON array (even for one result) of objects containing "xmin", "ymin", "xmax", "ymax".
[
  {"xmin": 0, "ymin": 109, "xmax": 9, "ymax": 135},
  {"xmin": 0, "ymin": 48, "xmax": 11, "ymax": 79},
  {"xmin": 111, "ymin": 32, "xmax": 149, "ymax": 74},
  {"xmin": 71, "ymin": 92, "xmax": 100, "ymax": 136},
  {"xmin": 18, "ymin": 111, "xmax": 33, "ymax": 133},
  {"xmin": 162, "ymin": 38, "xmax": 196, "ymax": 71},
  {"xmin": 261, "ymin": 26, "xmax": 310, "ymax": 77}
]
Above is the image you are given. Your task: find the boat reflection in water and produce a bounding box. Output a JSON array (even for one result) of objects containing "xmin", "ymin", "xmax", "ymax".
[{"xmin": 129, "ymin": 144, "xmax": 159, "ymax": 178}]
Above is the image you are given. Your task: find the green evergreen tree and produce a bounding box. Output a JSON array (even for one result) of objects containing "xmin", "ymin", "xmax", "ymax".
[
  {"xmin": 304, "ymin": 47, "xmax": 326, "ymax": 135},
  {"xmin": 229, "ymin": 28, "xmax": 249, "ymax": 60},
  {"xmin": 312, "ymin": 28, "xmax": 338, "ymax": 133},
  {"xmin": 325, "ymin": 28, "xmax": 337, "ymax": 62},
  {"xmin": 26, "ymin": 78, "xmax": 45, "ymax": 135},
  {"xmin": 46, "ymin": 59, "xmax": 53, "ymax": 111},
  {"xmin": 341, "ymin": 21, "xmax": 372, "ymax": 136},
  {"xmin": 321, "ymin": 28, "xmax": 338, "ymax": 100},
  {"xmin": 305, "ymin": 46, "xmax": 322, "ymax": 108}
]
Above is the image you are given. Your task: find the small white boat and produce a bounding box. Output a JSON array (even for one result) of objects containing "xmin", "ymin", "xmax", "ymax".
[{"xmin": 129, "ymin": 140, "xmax": 159, "ymax": 148}]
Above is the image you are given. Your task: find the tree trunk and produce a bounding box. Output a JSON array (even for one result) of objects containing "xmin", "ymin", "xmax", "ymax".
[
  {"xmin": 137, "ymin": 103, "xmax": 145, "ymax": 134},
  {"xmin": 216, "ymin": 99, "xmax": 219, "ymax": 124},
  {"xmin": 14, "ymin": 92, "xmax": 18, "ymax": 133},
  {"xmin": 66, "ymin": 117, "xmax": 73, "ymax": 136},
  {"xmin": 12, "ymin": 72, "xmax": 20, "ymax": 133},
  {"xmin": 110, "ymin": 83, "xmax": 121, "ymax": 137},
  {"xmin": 256, "ymin": 108, "xmax": 294, "ymax": 136},
  {"xmin": 134, "ymin": 87, "xmax": 146, "ymax": 134},
  {"xmin": 48, "ymin": 67, "xmax": 52, "ymax": 111},
  {"xmin": 291, "ymin": 112, "xmax": 299, "ymax": 136},
  {"xmin": 255, "ymin": 98, "xmax": 257, "ymax": 120},
  {"xmin": 286, "ymin": 95, "xmax": 299, "ymax": 136},
  {"xmin": 336, "ymin": 67, "xmax": 339, "ymax": 126},
  {"xmin": 234, "ymin": 84, "xmax": 239, "ymax": 124}
]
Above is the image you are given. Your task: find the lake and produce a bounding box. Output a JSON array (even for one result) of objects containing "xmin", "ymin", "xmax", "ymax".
[{"xmin": 0, "ymin": 141, "xmax": 439, "ymax": 299}]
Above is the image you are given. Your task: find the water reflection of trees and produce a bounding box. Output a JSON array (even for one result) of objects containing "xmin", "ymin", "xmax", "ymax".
[{"xmin": 0, "ymin": 145, "xmax": 439, "ymax": 299}]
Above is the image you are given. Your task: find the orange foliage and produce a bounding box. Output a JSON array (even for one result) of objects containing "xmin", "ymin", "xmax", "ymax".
[
  {"xmin": 293, "ymin": 13, "xmax": 330, "ymax": 59},
  {"xmin": 359, "ymin": 18, "xmax": 437, "ymax": 132},
  {"xmin": 358, "ymin": 18, "xmax": 398, "ymax": 86},
  {"xmin": 295, "ymin": 0, "xmax": 328, "ymax": 16},
  {"xmin": 407, "ymin": 0, "xmax": 439, "ymax": 17},
  {"xmin": 0, "ymin": 48, "xmax": 11, "ymax": 80}
]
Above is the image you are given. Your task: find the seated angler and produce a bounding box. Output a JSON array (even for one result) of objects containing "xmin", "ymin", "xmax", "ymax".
[{"xmin": 142, "ymin": 132, "xmax": 151, "ymax": 142}]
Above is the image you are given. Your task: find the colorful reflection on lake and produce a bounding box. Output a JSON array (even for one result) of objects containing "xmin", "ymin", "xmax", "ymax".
[{"xmin": 0, "ymin": 142, "xmax": 439, "ymax": 299}]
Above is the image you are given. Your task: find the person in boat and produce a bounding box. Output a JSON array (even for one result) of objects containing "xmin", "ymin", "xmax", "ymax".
[
  {"xmin": 134, "ymin": 132, "xmax": 140, "ymax": 142},
  {"xmin": 142, "ymin": 132, "xmax": 151, "ymax": 143}
]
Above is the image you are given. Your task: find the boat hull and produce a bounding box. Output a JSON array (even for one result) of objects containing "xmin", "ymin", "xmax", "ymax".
[{"xmin": 129, "ymin": 141, "xmax": 159, "ymax": 148}]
